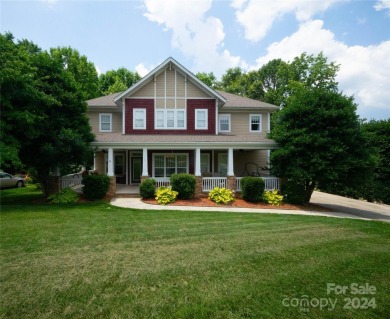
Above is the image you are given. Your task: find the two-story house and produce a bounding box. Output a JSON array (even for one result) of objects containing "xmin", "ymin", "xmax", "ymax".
[{"xmin": 87, "ymin": 57, "xmax": 279, "ymax": 196}]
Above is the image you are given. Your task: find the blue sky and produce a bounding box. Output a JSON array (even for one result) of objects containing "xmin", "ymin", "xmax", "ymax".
[{"xmin": 1, "ymin": 0, "xmax": 389, "ymax": 120}]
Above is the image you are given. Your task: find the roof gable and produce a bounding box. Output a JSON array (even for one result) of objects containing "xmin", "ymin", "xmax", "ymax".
[{"xmin": 113, "ymin": 57, "xmax": 227, "ymax": 106}]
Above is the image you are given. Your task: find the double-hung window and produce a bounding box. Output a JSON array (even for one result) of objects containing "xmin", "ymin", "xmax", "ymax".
[
  {"xmin": 250, "ymin": 114, "xmax": 262, "ymax": 132},
  {"xmin": 219, "ymin": 114, "xmax": 231, "ymax": 132},
  {"xmin": 195, "ymin": 109, "xmax": 208, "ymax": 130},
  {"xmin": 133, "ymin": 108, "xmax": 146, "ymax": 129},
  {"xmin": 155, "ymin": 109, "xmax": 186, "ymax": 129},
  {"xmin": 99, "ymin": 113, "xmax": 112, "ymax": 132}
]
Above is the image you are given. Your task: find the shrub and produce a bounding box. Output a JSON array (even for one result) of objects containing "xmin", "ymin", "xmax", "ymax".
[
  {"xmin": 209, "ymin": 187, "xmax": 235, "ymax": 204},
  {"xmin": 140, "ymin": 179, "xmax": 156, "ymax": 199},
  {"xmin": 155, "ymin": 186, "xmax": 178, "ymax": 205},
  {"xmin": 170, "ymin": 173, "xmax": 196, "ymax": 199},
  {"xmin": 262, "ymin": 189, "xmax": 283, "ymax": 206},
  {"xmin": 82, "ymin": 174, "xmax": 110, "ymax": 200},
  {"xmin": 47, "ymin": 187, "xmax": 79, "ymax": 203},
  {"xmin": 281, "ymin": 181, "xmax": 307, "ymax": 205},
  {"xmin": 241, "ymin": 176, "xmax": 265, "ymax": 203}
]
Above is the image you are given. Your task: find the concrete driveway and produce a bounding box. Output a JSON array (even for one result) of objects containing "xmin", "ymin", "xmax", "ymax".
[{"xmin": 310, "ymin": 191, "xmax": 390, "ymax": 222}]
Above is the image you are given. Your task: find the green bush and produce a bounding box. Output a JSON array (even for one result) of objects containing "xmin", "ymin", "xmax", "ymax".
[
  {"xmin": 82, "ymin": 175, "xmax": 111, "ymax": 200},
  {"xmin": 209, "ymin": 187, "xmax": 235, "ymax": 204},
  {"xmin": 140, "ymin": 179, "xmax": 156, "ymax": 199},
  {"xmin": 47, "ymin": 187, "xmax": 79, "ymax": 203},
  {"xmin": 262, "ymin": 189, "xmax": 283, "ymax": 206},
  {"xmin": 241, "ymin": 176, "xmax": 265, "ymax": 203},
  {"xmin": 155, "ymin": 186, "xmax": 178, "ymax": 205},
  {"xmin": 281, "ymin": 181, "xmax": 307, "ymax": 205},
  {"xmin": 170, "ymin": 173, "xmax": 196, "ymax": 199}
]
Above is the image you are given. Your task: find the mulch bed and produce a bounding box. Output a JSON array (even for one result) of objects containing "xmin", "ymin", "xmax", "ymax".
[{"xmin": 142, "ymin": 197, "xmax": 332, "ymax": 212}]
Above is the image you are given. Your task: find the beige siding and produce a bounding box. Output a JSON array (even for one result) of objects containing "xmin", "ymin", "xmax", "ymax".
[
  {"xmin": 187, "ymin": 80, "xmax": 210, "ymax": 98},
  {"xmin": 94, "ymin": 151, "xmax": 105, "ymax": 175},
  {"xmin": 219, "ymin": 111, "xmax": 269, "ymax": 137},
  {"xmin": 176, "ymin": 72, "xmax": 185, "ymax": 97},
  {"xmin": 234, "ymin": 150, "xmax": 269, "ymax": 176},
  {"xmin": 156, "ymin": 71, "xmax": 165, "ymax": 97},
  {"xmin": 132, "ymin": 80, "xmax": 154, "ymax": 97},
  {"xmin": 166, "ymin": 69, "xmax": 175, "ymax": 97},
  {"xmin": 87, "ymin": 111, "xmax": 122, "ymax": 134}
]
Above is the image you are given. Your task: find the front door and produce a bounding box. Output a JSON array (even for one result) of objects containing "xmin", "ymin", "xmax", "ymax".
[{"xmin": 131, "ymin": 157, "xmax": 142, "ymax": 184}]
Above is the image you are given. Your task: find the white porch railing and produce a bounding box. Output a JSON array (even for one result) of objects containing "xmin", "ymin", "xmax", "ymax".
[
  {"xmin": 202, "ymin": 177, "xmax": 227, "ymax": 192},
  {"xmin": 153, "ymin": 177, "xmax": 171, "ymax": 188},
  {"xmin": 236, "ymin": 176, "xmax": 280, "ymax": 191},
  {"xmin": 61, "ymin": 173, "xmax": 83, "ymax": 191}
]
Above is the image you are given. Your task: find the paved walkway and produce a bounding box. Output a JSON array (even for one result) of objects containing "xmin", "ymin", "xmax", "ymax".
[
  {"xmin": 111, "ymin": 191, "xmax": 390, "ymax": 222},
  {"xmin": 310, "ymin": 191, "xmax": 390, "ymax": 222}
]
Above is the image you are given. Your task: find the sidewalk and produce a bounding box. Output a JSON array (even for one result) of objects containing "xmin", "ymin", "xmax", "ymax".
[{"xmin": 110, "ymin": 196, "xmax": 381, "ymax": 222}]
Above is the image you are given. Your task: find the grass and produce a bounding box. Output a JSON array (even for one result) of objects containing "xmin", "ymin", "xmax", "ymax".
[{"xmin": 1, "ymin": 186, "xmax": 389, "ymax": 318}]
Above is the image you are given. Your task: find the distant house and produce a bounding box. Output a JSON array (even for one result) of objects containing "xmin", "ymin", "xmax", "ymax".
[{"xmin": 86, "ymin": 57, "xmax": 279, "ymax": 195}]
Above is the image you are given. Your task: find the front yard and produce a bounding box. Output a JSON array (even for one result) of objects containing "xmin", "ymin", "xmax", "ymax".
[{"xmin": 1, "ymin": 186, "xmax": 389, "ymax": 318}]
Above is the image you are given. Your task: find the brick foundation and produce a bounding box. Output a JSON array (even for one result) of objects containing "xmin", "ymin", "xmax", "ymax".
[
  {"xmin": 107, "ymin": 176, "xmax": 116, "ymax": 198},
  {"xmin": 195, "ymin": 176, "xmax": 203, "ymax": 198}
]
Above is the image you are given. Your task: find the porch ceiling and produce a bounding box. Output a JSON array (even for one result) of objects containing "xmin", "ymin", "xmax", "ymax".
[{"xmin": 92, "ymin": 133, "xmax": 278, "ymax": 150}]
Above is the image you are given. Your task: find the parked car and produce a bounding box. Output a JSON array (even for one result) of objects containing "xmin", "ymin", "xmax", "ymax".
[{"xmin": 0, "ymin": 172, "xmax": 26, "ymax": 189}]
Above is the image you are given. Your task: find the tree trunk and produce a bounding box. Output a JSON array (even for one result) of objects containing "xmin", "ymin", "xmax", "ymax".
[{"xmin": 304, "ymin": 180, "xmax": 316, "ymax": 203}]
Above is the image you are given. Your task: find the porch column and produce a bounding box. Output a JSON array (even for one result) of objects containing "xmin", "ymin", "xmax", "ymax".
[
  {"xmin": 107, "ymin": 148, "xmax": 114, "ymax": 177},
  {"xmin": 227, "ymin": 147, "xmax": 234, "ymax": 176},
  {"xmin": 142, "ymin": 147, "xmax": 149, "ymax": 176},
  {"xmin": 195, "ymin": 147, "xmax": 201, "ymax": 176}
]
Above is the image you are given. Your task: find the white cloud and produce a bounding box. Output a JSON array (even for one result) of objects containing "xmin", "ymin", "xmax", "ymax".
[
  {"xmin": 135, "ymin": 63, "xmax": 153, "ymax": 77},
  {"xmin": 233, "ymin": 0, "xmax": 345, "ymax": 42},
  {"xmin": 374, "ymin": 0, "xmax": 390, "ymax": 15},
  {"xmin": 143, "ymin": 0, "xmax": 245, "ymax": 76},
  {"xmin": 252, "ymin": 19, "xmax": 390, "ymax": 118}
]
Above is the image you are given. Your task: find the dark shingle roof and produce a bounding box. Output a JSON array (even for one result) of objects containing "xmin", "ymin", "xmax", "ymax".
[{"xmin": 87, "ymin": 90, "xmax": 278, "ymax": 110}]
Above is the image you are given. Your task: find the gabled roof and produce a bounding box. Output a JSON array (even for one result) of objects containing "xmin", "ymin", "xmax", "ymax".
[
  {"xmin": 113, "ymin": 57, "xmax": 227, "ymax": 106},
  {"xmin": 87, "ymin": 92, "xmax": 119, "ymax": 107},
  {"xmin": 216, "ymin": 90, "xmax": 278, "ymax": 110}
]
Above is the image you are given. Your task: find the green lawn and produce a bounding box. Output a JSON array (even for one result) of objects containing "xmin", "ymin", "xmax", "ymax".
[{"xmin": 1, "ymin": 186, "xmax": 389, "ymax": 318}]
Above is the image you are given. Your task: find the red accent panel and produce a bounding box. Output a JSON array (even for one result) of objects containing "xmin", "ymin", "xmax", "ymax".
[
  {"xmin": 187, "ymin": 99, "xmax": 215, "ymax": 134},
  {"xmin": 125, "ymin": 98, "xmax": 215, "ymax": 135}
]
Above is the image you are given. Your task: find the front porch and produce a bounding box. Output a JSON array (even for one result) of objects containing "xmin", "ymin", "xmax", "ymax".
[
  {"xmin": 114, "ymin": 175, "xmax": 280, "ymax": 197},
  {"xmin": 93, "ymin": 144, "xmax": 279, "ymax": 197}
]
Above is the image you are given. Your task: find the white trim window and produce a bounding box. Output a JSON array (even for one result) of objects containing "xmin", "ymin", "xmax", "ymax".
[
  {"xmin": 99, "ymin": 113, "xmax": 112, "ymax": 132},
  {"xmin": 219, "ymin": 114, "xmax": 231, "ymax": 132},
  {"xmin": 153, "ymin": 153, "xmax": 188, "ymax": 177},
  {"xmin": 155, "ymin": 110, "xmax": 186, "ymax": 129},
  {"xmin": 195, "ymin": 109, "xmax": 208, "ymax": 130},
  {"xmin": 250, "ymin": 114, "xmax": 262, "ymax": 132},
  {"xmin": 133, "ymin": 108, "xmax": 146, "ymax": 130}
]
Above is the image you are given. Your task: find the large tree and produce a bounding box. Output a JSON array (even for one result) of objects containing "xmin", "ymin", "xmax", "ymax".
[
  {"xmin": 98, "ymin": 68, "xmax": 141, "ymax": 95},
  {"xmin": 269, "ymin": 87, "xmax": 375, "ymax": 203},
  {"xmin": 50, "ymin": 47, "xmax": 100, "ymax": 100},
  {"xmin": 0, "ymin": 33, "xmax": 94, "ymax": 197}
]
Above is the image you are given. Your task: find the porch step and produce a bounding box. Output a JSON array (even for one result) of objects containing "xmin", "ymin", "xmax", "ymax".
[{"xmin": 115, "ymin": 193, "xmax": 141, "ymax": 198}]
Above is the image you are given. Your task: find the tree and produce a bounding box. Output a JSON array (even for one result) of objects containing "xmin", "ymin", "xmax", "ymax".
[
  {"xmin": 50, "ymin": 47, "xmax": 99, "ymax": 100},
  {"xmin": 0, "ymin": 33, "xmax": 94, "ymax": 197},
  {"xmin": 258, "ymin": 59, "xmax": 288, "ymax": 106},
  {"xmin": 361, "ymin": 119, "xmax": 390, "ymax": 203},
  {"xmin": 269, "ymin": 87, "xmax": 375, "ymax": 203},
  {"xmin": 98, "ymin": 68, "xmax": 141, "ymax": 95},
  {"xmin": 196, "ymin": 72, "xmax": 218, "ymax": 89},
  {"xmin": 219, "ymin": 67, "xmax": 246, "ymax": 96}
]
